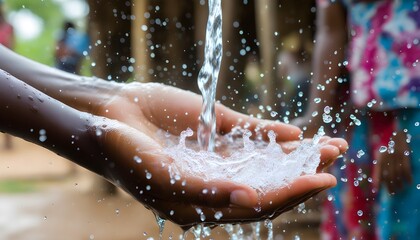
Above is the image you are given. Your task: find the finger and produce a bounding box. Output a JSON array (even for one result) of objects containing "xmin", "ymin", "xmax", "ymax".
[
  {"xmin": 200, "ymin": 173, "xmax": 336, "ymax": 222},
  {"xmin": 278, "ymin": 137, "xmax": 345, "ymax": 172},
  {"xmin": 259, "ymin": 173, "xmax": 336, "ymax": 209},
  {"xmin": 136, "ymin": 152, "xmax": 259, "ymax": 209},
  {"xmin": 325, "ymin": 138, "xmax": 348, "ymax": 154},
  {"xmin": 317, "ymin": 138, "xmax": 347, "ymax": 171},
  {"xmin": 148, "ymin": 173, "xmax": 336, "ymax": 228},
  {"xmin": 266, "ymin": 187, "xmax": 328, "ymax": 221},
  {"xmin": 317, "ymin": 145, "xmax": 340, "ymax": 171}
]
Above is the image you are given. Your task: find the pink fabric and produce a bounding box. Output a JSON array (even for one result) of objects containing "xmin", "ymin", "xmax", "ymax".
[{"xmin": 0, "ymin": 23, "xmax": 13, "ymax": 48}]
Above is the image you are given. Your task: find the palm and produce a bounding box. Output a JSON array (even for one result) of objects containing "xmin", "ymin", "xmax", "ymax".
[{"xmin": 90, "ymin": 82, "xmax": 347, "ymax": 227}]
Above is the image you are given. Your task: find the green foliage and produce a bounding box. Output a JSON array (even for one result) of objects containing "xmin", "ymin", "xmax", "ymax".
[
  {"xmin": 0, "ymin": 180, "xmax": 37, "ymax": 193},
  {"xmin": 5, "ymin": 0, "xmax": 62, "ymax": 28},
  {"xmin": 4, "ymin": 0, "xmax": 65, "ymax": 65}
]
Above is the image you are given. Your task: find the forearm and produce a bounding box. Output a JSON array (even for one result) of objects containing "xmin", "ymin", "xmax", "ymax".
[
  {"xmin": 0, "ymin": 70, "xmax": 105, "ymax": 174},
  {"xmin": 0, "ymin": 45, "xmax": 122, "ymax": 112},
  {"xmin": 309, "ymin": 31, "xmax": 346, "ymax": 114},
  {"xmin": 306, "ymin": 3, "xmax": 347, "ymax": 131}
]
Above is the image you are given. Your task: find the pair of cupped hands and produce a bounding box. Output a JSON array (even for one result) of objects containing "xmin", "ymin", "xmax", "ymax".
[{"xmin": 77, "ymin": 81, "xmax": 347, "ymax": 229}]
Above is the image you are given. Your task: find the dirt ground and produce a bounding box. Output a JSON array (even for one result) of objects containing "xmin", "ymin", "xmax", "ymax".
[{"xmin": 0, "ymin": 134, "xmax": 321, "ymax": 240}]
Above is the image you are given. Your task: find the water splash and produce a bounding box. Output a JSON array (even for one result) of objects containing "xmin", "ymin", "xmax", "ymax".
[
  {"xmin": 197, "ymin": 0, "xmax": 223, "ymax": 152},
  {"xmin": 264, "ymin": 219, "xmax": 273, "ymax": 240},
  {"xmin": 164, "ymin": 128, "xmax": 321, "ymax": 193},
  {"xmin": 154, "ymin": 214, "xmax": 166, "ymax": 240}
]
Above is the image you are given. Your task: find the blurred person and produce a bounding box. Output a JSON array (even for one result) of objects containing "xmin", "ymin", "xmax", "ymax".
[
  {"xmin": 294, "ymin": 0, "xmax": 420, "ymax": 239},
  {"xmin": 0, "ymin": 0, "xmax": 14, "ymax": 150},
  {"xmin": 55, "ymin": 21, "xmax": 90, "ymax": 74},
  {"xmin": 0, "ymin": 44, "xmax": 348, "ymax": 229}
]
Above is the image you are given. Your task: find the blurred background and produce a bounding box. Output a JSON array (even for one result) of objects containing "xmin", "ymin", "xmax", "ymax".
[{"xmin": 1, "ymin": 0, "xmax": 321, "ymax": 239}]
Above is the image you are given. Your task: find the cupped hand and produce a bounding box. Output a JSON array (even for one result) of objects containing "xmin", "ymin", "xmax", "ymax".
[
  {"xmin": 0, "ymin": 47, "xmax": 348, "ymax": 227},
  {"xmin": 95, "ymin": 118, "xmax": 342, "ymax": 228},
  {"xmin": 87, "ymin": 82, "xmax": 347, "ymax": 227}
]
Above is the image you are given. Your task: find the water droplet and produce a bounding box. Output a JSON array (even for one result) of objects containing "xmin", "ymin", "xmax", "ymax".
[
  {"xmin": 214, "ymin": 211, "xmax": 223, "ymax": 220},
  {"xmin": 323, "ymin": 113, "xmax": 333, "ymax": 123},
  {"xmin": 417, "ymin": 184, "xmax": 420, "ymax": 190},
  {"xmin": 145, "ymin": 171, "xmax": 152, "ymax": 180},
  {"xmin": 115, "ymin": 209, "xmax": 120, "ymax": 215},
  {"xmin": 297, "ymin": 203, "xmax": 305, "ymax": 213},
  {"xmin": 314, "ymin": 98, "xmax": 321, "ymax": 104},
  {"xmin": 357, "ymin": 150, "xmax": 365, "ymax": 158},
  {"xmin": 379, "ymin": 146, "xmax": 388, "ymax": 153},
  {"xmin": 134, "ymin": 97, "xmax": 139, "ymax": 103},
  {"xmin": 388, "ymin": 140, "xmax": 395, "ymax": 154},
  {"xmin": 341, "ymin": 178, "xmax": 348, "ymax": 182},
  {"xmin": 95, "ymin": 128, "xmax": 102, "ymax": 136},
  {"xmin": 39, "ymin": 135, "xmax": 47, "ymax": 142},
  {"xmin": 327, "ymin": 195, "xmax": 334, "ymax": 201},
  {"xmin": 264, "ymin": 219, "xmax": 273, "ymax": 240},
  {"xmin": 146, "ymin": 185, "xmax": 151, "ymax": 191},
  {"xmin": 324, "ymin": 106, "xmax": 331, "ymax": 114},
  {"xmin": 270, "ymin": 111, "xmax": 278, "ymax": 117},
  {"xmin": 133, "ymin": 155, "xmax": 142, "ymax": 163},
  {"xmin": 350, "ymin": 114, "xmax": 361, "ymax": 126},
  {"xmin": 357, "ymin": 210, "xmax": 363, "ymax": 216},
  {"xmin": 312, "ymin": 111, "xmax": 318, "ymax": 117},
  {"xmin": 155, "ymin": 214, "xmax": 166, "ymax": 239},
  {"xmin": 200, "ymin": 213, "xmax": 206, "ymax": 221},
  {"xmin": 170, "ymin": 210, "xmax": 174, "ymax": 216}
]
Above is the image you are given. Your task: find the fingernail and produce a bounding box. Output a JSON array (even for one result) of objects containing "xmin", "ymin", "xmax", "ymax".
[{"xmin": 230, "ymin": 190, "xmax": 254, "ymax": 208}]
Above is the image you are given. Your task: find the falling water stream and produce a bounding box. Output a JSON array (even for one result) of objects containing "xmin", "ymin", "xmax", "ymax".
[{"xmin": 197, "ymin": 0, "xmax": 223, "ymax": 152}]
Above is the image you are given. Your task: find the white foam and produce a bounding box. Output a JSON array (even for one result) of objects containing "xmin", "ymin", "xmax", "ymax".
[{"xmin": 163, "ymin": 128, "xmax": 321, "ymax": 192}]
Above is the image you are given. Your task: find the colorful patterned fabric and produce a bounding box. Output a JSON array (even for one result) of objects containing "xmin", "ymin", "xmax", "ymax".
[
  {"xmin": 342, "ymin": 0, "xmax": 420, "ymax": 110},
  {"xmin": 321, "ymin": 112, "xmax": 387, "ymax": 240},
  {"xmin": 317, "ymin": 1, "xmax": 420, "ymax": 239},
  {"xmin": 322, "ymin": 110, "xmax": 420, "ymax": 240},
  {"xmin": 376, "ymin": 108, "xmax": 420, "ymax": 239}
]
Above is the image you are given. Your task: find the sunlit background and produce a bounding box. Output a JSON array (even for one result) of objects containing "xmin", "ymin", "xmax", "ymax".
[{"xmin": 4, "ymin": 0, "xmax": 89, "ymax": 65}]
